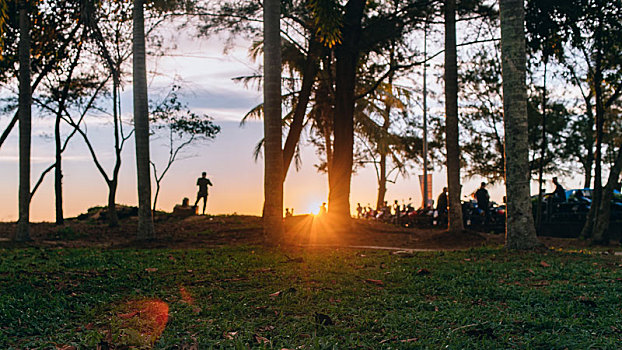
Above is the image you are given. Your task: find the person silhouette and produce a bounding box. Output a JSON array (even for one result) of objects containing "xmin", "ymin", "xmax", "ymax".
[
  {"xmin": 475, "ymin": 182, "xmax": 490, "ymax": 224},
  {"xmin": 552, "ymin": 177, "xmax": 566, "ymax": 202},
  {"xmin": 436, "ymin": 187, "xmax": 448, "ymax": 215},
  {"xmin": 319, "ymin": 202, "xmax": 327, "ymax": 216},
  {"xmin": 194, "ymin": 172, "xmax": 213, "ymax": 215}
]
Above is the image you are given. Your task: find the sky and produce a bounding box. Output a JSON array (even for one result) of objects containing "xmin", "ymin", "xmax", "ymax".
[{"xmin": 0, "ymin": 21, "xmax": 587, "ymax": 222}]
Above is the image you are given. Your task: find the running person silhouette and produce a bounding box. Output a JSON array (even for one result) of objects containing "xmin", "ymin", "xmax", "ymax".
[{"xmin": 194, "ymin": 172, "xmax": 213, "ymax": 215}]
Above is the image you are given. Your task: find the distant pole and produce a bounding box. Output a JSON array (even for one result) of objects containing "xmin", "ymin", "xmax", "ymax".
[{"xmin": 422, "ymin": 20, "xmax": 429, "ymax": 209}]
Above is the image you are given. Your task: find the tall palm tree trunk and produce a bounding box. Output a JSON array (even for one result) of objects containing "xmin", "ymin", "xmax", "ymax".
[
  {"xmin": 444, "ymin": 0, "xmax": 464, "ymax": 232},
  {"xmin": 329, "ymin": 0, "xmax": 364, "ymax": 222},
  {"xmin": 263, "ymin": 0, "xmax": 284, "ymax": 243},
  {"xmin": 16, "ymin": 0, "xmax": 31, "ymax": 241},
  {"xmin": 499, "ymin": 0, "xmax": 540, "ymax": 249},
  {"xmin": 133, "ymin": 0, "xmax": 154, "ymax": 240}
]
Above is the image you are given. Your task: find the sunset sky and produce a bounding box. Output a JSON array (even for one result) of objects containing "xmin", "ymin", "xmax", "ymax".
[{"xmin": 0, "ymin": 26, "xmax": 584, "ymax": 222}]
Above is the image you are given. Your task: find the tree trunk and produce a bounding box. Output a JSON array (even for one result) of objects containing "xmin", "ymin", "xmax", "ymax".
[
  {"xmin": 54, "ymin": 112, "xmax": 64, "ymax": 225},
  {"xmin": 581, "ymin": 20, "xmax": 605, "ymax": 239},
  {"xmin": 583, "ymin": 150, "xmax": 593, "ymax": 189},
  {"xmin": 152, "ymin": 180, "xmax": 161, "ymax": 214},
  {"xmin": 592, "ymin": 147, "xmax": 622, "ymax": 244},
  {"xmin": 444, "ymin": 0, "xmax": 464, "ymax": 232},
  {"xmin": 108, "ymin": 181, "xmax": 119, "ymax": 227},
  {"xmin": 499, "ymin": 0, "xmax": 540, "ymax": 249},
  {"xmin": 376, "ymin": 75, "xmax": 392, "ymax": 211},
  {"xmin": 376, "ymin": 153, "xmax": 387, "ymax": 211},
  {"xmin": 282, "ymin": 39, "xmax": 321, "ymax": 179},
  {"xmin": 16, "ymin": 0, "xmax": 31, "ymax": 241},
  {"xmin": 328, "ymin": 0, "xmax": 364, "ymax": 222},
  {"xmin": 535, "ymin": 61, "xmax": 547, "ymax": 232},
  {"xmin": 263, "ymin": 0, "xmax": 284, "ymax": 243},
  {"xmin": 133, "ymin": 0, "xmax": 155, "ymax": 240}
]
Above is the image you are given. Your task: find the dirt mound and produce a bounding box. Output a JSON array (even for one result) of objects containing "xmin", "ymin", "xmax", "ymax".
[
  {"xmin": 0, "ymin": 213, "xmax": 597, "ymax": 250},
  {"xmin": 76, "ymin": 205, "xmax": 139, "ymax": 221}
]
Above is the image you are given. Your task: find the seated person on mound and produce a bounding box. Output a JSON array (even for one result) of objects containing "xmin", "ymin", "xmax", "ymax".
[{"xmin": 174, "ymin": 197, "xmax": 197, "ymax": 217}]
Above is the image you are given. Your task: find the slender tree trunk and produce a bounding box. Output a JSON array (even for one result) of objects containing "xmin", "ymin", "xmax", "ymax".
[
  {"xmin": 376, "ymin": 153, "xmax": 387, "ymax": 211},
  {"xmin": 329, "ymin": 0, "xmax": 364, "ymax": 222},
  {"xmin": 499, "ymin": 0, "xmax": 540, "ymax": 249},
  {"xmin": 583, "ymin": 150, "xmax": 593, "ymax": 189},
  {"xmin": 108, "ymin": 181, "xmax": 119, "ymax": 227},
  {"xmin": 282, "ymin": 39, "xmax": 321, "ymax": 179},
  {"xmin": 592, "ymin": 147, "xmax": 622, "ymax": 244},
  {"xmin": 581, "ymin": 21, "xmax": 605, "ymax": 239},
  {"xmin": 263, "ymin": 0, "xmax": 284, "ymax": 243},
  {"xmin": 133, "ymin": 0, "xmax": 155, "ymax": 240},
  {"xmin": 153, "ymin": 180, "xmax": 161, "ymax": 214},
  {"xmin": 51, "ymin": 34, "xmax": 83, "ymax": 227},
  {"xmin": 535, "ymin": 61, "xmax": 547, "ymax": 231},
  {"xmin": 54, "ymin": 112, "xmax": 64, "ymax": 225},
  {"xmin": 444, "ymin": 0, "xmax": 464, "ymax": 232},
  {"xmin": 16, "ymin": 0, "xmax": 31, "ymax": 241},
  {"xmin": 422, "ymin": 23, "xmax": 429, "ymax": 209},
  {"xmin": 376, "ymin": 75, "xmax": 392, "ymax": 211}
]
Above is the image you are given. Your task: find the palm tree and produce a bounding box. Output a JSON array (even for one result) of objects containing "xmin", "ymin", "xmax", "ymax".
[
  {"xmin": 16, "ymin": 0, "xmax": 31, "ymax": 241},
  {"xmin": 329, "ymin": 0, "xmax": 365, "ymax": 223},
  {"xmin": 444, "ymin": 0, "xmax": 464, "ymax": 232},
  {"xmin": 263, "ymin": 0, "xmax": 284, "ymax": 243},
  {"xmin": 499, "ymin": 0, "xmax": 539, "ymax": 249},
  {"xmin": 133, "ymin": 0, "xmax": 155, "ymax": 240}
]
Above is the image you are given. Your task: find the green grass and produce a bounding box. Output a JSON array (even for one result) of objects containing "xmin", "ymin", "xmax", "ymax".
[{"xmin": 0, "ymin": 246, "xmax": 620, "ymax": 349}]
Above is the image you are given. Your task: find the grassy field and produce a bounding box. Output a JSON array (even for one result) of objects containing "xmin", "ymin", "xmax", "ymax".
[{"xmin": 1, "ymin": 246, "xmax": 620, "ymax": 349}]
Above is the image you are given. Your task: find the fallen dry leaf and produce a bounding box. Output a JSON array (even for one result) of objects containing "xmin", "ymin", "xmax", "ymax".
[
  {"xmin": 540, "ymin": 261, "xmax": 550, "ymax": 268},
  {"xmin": 254, "ymin": 334, "xmax": 270, "ymax": 344},
  {"xmin": 527, "ymin": 269, "xmax": 535, "ymax": 274},
  {"xmin": 223, "ymin": 331, "xmax": 238, "ymax": 340},
  {"xmin": 223, "ymin": 277, "xmax": 246, "ymax": 282},
  {"xmin": 269, "ymin": 290, "xmax": 283, "ymax": 298},
  {"xmin": 416, "ymin": 268, "xmax": 431, "ymax": 275},
  {"xmin": 56, "ymin": 345, "xmax": 77, "ymax": 350},
  {"xmin": 400, "ymin": 338, "xmax": 418, "ymax": 343},
  {"xmin": 145, "ymin": 267, "xmax": 158, "ymax": 272},
  {"xmin": 379, "ymin": 337, "xmax": 396, "ymax": 344},
  {"xmin": 364, "ymin": 279, "xmax": 384, "ymax": 286}
]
